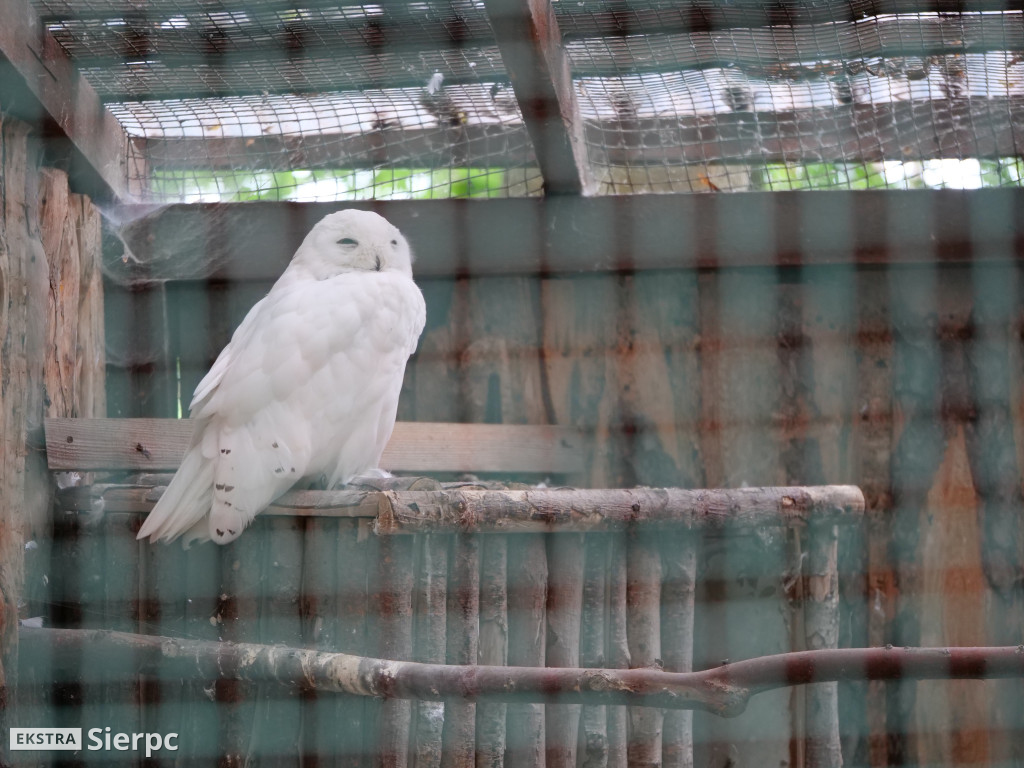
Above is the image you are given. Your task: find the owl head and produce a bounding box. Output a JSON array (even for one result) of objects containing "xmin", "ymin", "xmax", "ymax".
[{"xmin": 292, "ymin": 209, "xmax": 414, "ymax": 279}]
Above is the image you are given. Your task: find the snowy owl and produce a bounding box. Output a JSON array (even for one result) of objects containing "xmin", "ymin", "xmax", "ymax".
[{"xmin": 136, "ymin": 209, "xmax": 426, "ymax": 546}]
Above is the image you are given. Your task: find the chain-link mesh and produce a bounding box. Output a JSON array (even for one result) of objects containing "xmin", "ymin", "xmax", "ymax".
[{"xmin": 32, "ymin": 0, "xmax": 1024, "ymax": 200}]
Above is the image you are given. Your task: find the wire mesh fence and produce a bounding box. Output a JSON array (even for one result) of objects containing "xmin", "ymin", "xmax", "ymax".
[{"xmin": 30, "ymin": 0, "xmax": 1024, "ymax": 199}]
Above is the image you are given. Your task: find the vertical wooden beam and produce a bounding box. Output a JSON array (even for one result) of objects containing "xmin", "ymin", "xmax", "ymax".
[
  {"xmin": 0, "ymin": 0, "xmax": 131, "ymax": 201},
  {"xmin": 480, "ymin": 0, "xmax": 595, "ymax": 196},
  {"xmin": 0, "ymin": 115, "xmax": 43, "ymax": 766}
]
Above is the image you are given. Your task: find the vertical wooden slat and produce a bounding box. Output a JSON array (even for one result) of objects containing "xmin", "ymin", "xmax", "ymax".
[
  {"xmin": 625, "ymin": 532, "xmax": 663, "ymax": 768},
  {"xmin": 220, "ymin": 521, "xmax": 267, "ymax": 766},
  {"xmin": 301, "ymin": 515, "xmax": 339, "ymax": 765},
  {"xmin": 964, "ymin": 260, "xmax": 1024, "ymax": 761},
  {"xmin": 544, "ymin": 533, "xmax": 585, "ymax": 768},
  {"xmin": 262, "ymin": 515, "xmax": 305, "ymax": 765},
  {"xmin": 804, "ymin": 523, "xmax": 841, "ymax": 768},
  {"xmin": 887, "ymin": 266, "xmax": 946, "ymax": 765},
  {"xmin": 337, "ymin": 518, "xmax": 375, "ymax": 768},
  {"xmin": 506, "ymin": 534, "xmax": 548, "ymax": 768},
  {"xmin": 378, "ymin": 534, "xmax": 415, "ymax": 768},
  {"xmin": 853, "ymin": 267, "xmax": 895, "ymax": 767},
  {"xmin": 477, "ymin": 536, "xmax": 509, "ymax": 768},
  {"xmin": 442, "ymin": 533, "xmax": 479, "ymax": 768},
  {"xmin": 661, "ymin": 533, "xmax": 696, "ymax": 768},
  {"xmin": 579, "ymin": 534, "xmax": 609, "ymax": 768},
  {"xmin": 413, "ymin": 534, "xmax": 449, "ymax": 768},
  {"xmin": 606, "ymin": 534, "xmax": 630, "ymax": 768}
]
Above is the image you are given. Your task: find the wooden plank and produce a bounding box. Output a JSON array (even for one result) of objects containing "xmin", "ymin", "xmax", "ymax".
[
  {"xmin": 100, "ymin": 190, "xmax": 1024, "ymax": 284},
  {"xmin": 480, "ymin": 0, "xmax": 595, "ymax": 195},
  {"xmin": 44, "ymin": 417, "xmax": 586, "ymax": 474},
  {"xmin": 0, "ymin": 0, "xmax": 130, "ymax": 200}
]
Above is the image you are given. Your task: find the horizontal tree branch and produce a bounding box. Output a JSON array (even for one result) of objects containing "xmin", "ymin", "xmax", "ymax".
[
  {"xmin": 55, "ymin": 484, "xmax": 864, "ymax": 532},
  {"xmin": 19, "ymin": 627, "xmax": 1024, "ymax": 717},
  {"xmin": 374, "ymin": 486, "xmax": 865, "ymax": 534}
]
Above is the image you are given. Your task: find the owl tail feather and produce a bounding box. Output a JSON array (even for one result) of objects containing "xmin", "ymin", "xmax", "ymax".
[{"xmin": 136, "ymin": 448, "xmax": 214, "ymax": 545}]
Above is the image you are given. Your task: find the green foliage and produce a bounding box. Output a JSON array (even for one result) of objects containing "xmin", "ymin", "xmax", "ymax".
[
  {"xmin": 752, "ymin": 159, "xmax": 1024, "ymax": 191},
  {"xmin": 151, "ymin": 167, "xmax": 511, "ymax": 202}
]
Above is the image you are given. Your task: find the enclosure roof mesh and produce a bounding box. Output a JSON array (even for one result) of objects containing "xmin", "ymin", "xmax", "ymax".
[{"xmin": 29, "ymin": 0, "xmax": 1024, "ymax": 199}]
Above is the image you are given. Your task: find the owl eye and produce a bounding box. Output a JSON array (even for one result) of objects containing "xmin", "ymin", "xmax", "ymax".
[{"xmin": 338, "ymin": 237, "xmax": 358, "ymax": 247}]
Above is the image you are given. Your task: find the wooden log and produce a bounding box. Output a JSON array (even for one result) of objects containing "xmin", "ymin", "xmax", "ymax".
[
  {"xmin": 413, "ymin": 534, "xmax": 449, "ymax": 768},
  {"xmin": 626, "ymin": 533, "xmax": 663, "ymax": 768},
  {"xmin": 661, "ymin": 533, "xmax": 697, "ymax": 768},
  {"xmin": 606, "ymin": 534, "xmax": 630, "ymax": 768},
  {"xmin": 476, "ymin": 536, "xmax": 508, "ymax": 768},
  {"xmin": 301, "ymin": 514, "xmax": 339, "ymax": 765},
  {"xmin": 506, "ymin": 535, "xmax": 548, "ymax": 768},
  {"xmin": 441, "ymin": 534, "xmax": 479, "ymax": 768},
  {"xmin": 262, "ymin": 515, "xmax": 305, "ymax": 765},
  {"xmin": 44, "ymin": 418, "xmax": 584, "ymax": 475},
  {"xmin": 220, "ymin": 520, "xmax": 267, "ymax": 766},
  {"xmin": 376, "ymin": 486, "xmax": 865, "ymax": 534},
  {"xmin": 803, "ymin": 524, "xmax": 842, "ymax": 768},
  {"xmin": 545, "ymin": 533, "xmax": 585, "ymax": 768},
  {"xmin": 337, "ymin": 517, "xmax": 375, "ymax": 768},
  {"xmin": 578, "ymin": 534, "xmax": 609, "ymax": 768},
  {"xmin": 377, "ymin": 535, "xmax": 416, "ymax": 768},
  {"xmin": 24, "ymin": 627, "xmax": 1024, "ymax": 714}
]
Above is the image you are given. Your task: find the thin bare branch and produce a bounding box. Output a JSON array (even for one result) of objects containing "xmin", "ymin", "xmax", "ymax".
[{"xmin": 20, "ymin": 628, "xmax": 1024, "ymax": 718}]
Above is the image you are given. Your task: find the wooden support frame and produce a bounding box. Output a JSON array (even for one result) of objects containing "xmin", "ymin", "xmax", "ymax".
[
  {"xmin": 0, "ymin": 0, "xmax": 131, "ymax": 201},
  {"xmin": 480, "ymin": 0, "xmax": 595, "ymax": 195}
]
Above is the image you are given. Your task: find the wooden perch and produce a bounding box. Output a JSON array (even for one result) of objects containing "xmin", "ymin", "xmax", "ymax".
[
  {"xmin": 56, "ymin": 484, "xmax": 864, "ymax": 532},
  {"xmin": 20, "ymin": 627, "xmax": 1024, "ymax": 718},
  {"xmin": 374, "ymin": 486, "xmax": 865, "ymax": 534}
]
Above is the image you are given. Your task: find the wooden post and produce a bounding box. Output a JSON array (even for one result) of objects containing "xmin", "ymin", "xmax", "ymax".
[
  {"xmin": 506, "ymin": 534, "xmax": 548, "ymax": 768},
  {"xmin": 413, "ymin": 534, "xmax": 449, "ymax": 768},
  {"xmin": 442, "ymin": 534, "xmax": 479, "ymax": 768},
  {"xmin": 606, "ymin": 534, "xmax": 630, "ymax": 768},
  {"xmin": 804, "ymin": 523, "xmax": 842, "ymax": 768},
  {"xmin": 378, "ymin": 534, "xmax": 416, "ymax": 768},
  {"xmin": 579, "ymin": 534, "xmax": 609, "ymax": 768},
  {"xmin": 0, "ymin": 115, "xmax": 40, "ymax": 763},
  {"xmin": 2, "ymin": 116, "xmax": 105, "ymax": 761},
  {"xmin": 661, "ymin": 533, "xmax": 697, "ymax": 768},
  {"xmin": 626, "ymin": 533, "xmax": 663, "ymax": 768},
  {"xmin": 545, "ymin": 533, "xmax": 585, "ymax": 768},
  {"xmin": 476, "ymin": 536, "xmax": 509, "ymax": 768}
]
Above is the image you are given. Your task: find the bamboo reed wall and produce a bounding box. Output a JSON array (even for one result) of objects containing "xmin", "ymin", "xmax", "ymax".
[{"xmin": 65, "ymin": 253, "xmax": 1023, "ymax": 767}]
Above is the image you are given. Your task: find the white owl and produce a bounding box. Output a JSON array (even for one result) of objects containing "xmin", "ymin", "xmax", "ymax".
[{"xmin": 136, "ymin": 210, "xmax": 426, "ymax": 546}]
